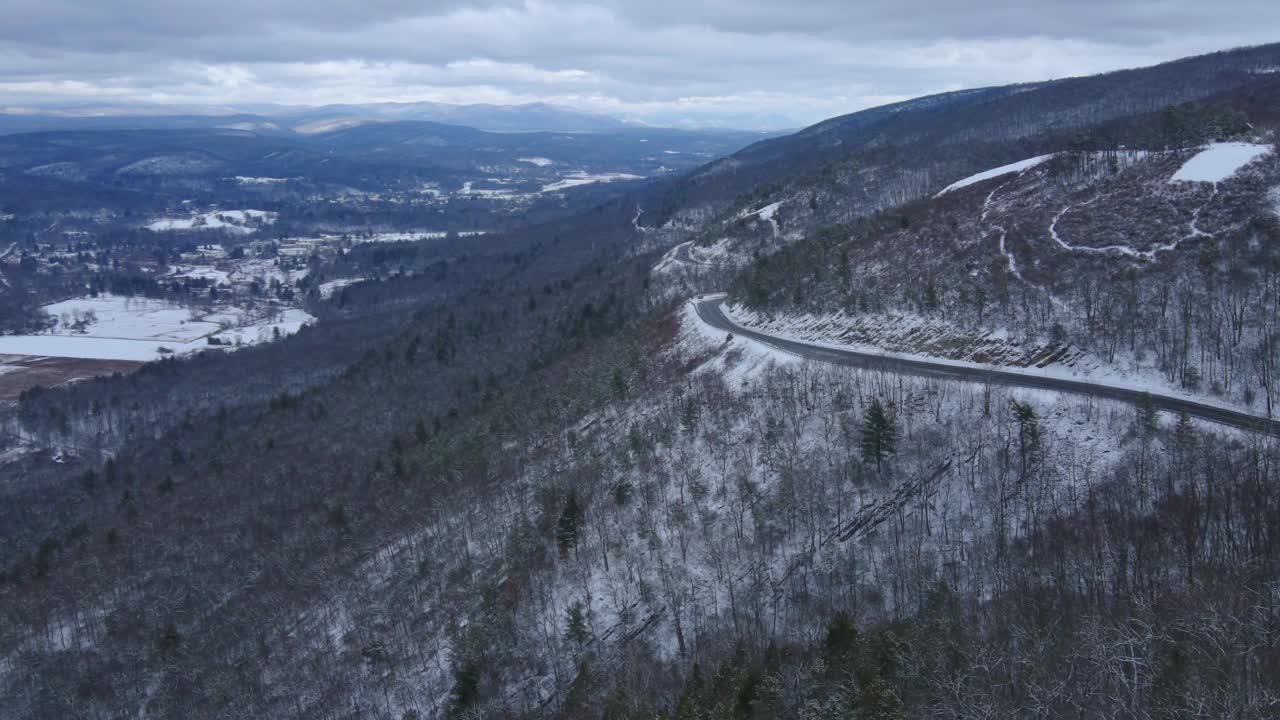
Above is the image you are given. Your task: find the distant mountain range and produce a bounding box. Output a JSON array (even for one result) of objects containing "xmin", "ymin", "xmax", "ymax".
[{"xmin": 273, "ymin": 101, "xmax": 633, "ymax": 133}]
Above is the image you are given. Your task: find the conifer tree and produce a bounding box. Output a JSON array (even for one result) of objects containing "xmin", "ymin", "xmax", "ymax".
[
  {"xmin": 557, "ymin": 491, "xmax": 583, "ymax": 559},
  {"xmin": 565, "ymin": 601, "xmax": 589, "ymax": 648},
  {"xmin": 858, "ymin": 677, "xmax": 906, "ymax": 720},
  {"xmin": 861, "ymin": 398, "xmax": 897, "ymax": 472},
  {"xmin": 1011, "ymin": 400, "xmax": 1041, "ymax": 480}
]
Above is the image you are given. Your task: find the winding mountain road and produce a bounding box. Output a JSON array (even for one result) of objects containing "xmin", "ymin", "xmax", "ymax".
[{"xmin": 694, "ymin": 296, "xmax": 1279, "ymax": 435}]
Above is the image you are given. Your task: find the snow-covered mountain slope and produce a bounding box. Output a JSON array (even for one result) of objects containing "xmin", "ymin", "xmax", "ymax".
[
  {"xmin": 935, "ymin": 154, "xmax": 1056, "ymax": 196},
  {"xmin": 727, "ymin": 142, "xmax": 1280, "ymax": 415},
  {"xmin": 635, "ymin": 43, "xmax": 1280, "ymax": 234}
]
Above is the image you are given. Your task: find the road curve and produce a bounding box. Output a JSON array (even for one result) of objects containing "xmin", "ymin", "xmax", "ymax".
[
  {"xmin": 671, "ymin": 241, "xmax": 739, "ymax": 268},
  {"xmin": 694, "ymin": 296, "xmax": 1280, "ymax": 435}
]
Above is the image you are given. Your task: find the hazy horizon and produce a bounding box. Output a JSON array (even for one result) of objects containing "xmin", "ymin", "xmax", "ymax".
[{"xmin": 4, "ymin": 1, "xmax": 1280, "ymax": 130}]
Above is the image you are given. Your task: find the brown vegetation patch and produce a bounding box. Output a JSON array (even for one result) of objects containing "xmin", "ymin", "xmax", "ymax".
[{"xmin": 0, "ymin": 354, "xmax": 144, "ymax": 403}]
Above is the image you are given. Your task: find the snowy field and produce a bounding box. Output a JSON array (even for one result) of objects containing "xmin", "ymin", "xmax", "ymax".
[
  {"xmin": 0, "ymin": 294, "xmax": 314, "ymax": 362},
  {"xmin": 318, "ymin": 278, "xmax": 362, "ymax": 299},
  {"xmin": 145, "ymin": 209, "xmax": 277, "ymax": 235},
  {"xmin": 936, "ymin": 154, "xmax": 1056, "ymax": 196},
  {"xmin": 0, "ymin": 336, "xmax": 186, "ymax": 362},
  {"xmin": 541, "ymin": 172, "xmax": 644, "ymax": 192},
  {"xmin": 1168, "ymin": 142, "xmax": 1273, "ymax": 183},
  {"xmin": 44, "ymin": 294, "xmax": 219, "ymax": 343},
  {"xmin": 168, "ymin": 265, "xmax": 232, "ymax": 286},
  {"xmin": 355, "ymin": 230, "xmax": 488, "ymax": 244}
]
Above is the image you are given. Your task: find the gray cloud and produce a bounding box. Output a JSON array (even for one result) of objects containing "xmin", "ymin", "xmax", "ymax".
[{"xmin": 2, "ymin": 1, "xmax": 1277, "ymax": 128}]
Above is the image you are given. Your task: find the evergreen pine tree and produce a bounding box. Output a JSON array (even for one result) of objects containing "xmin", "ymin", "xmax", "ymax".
[
  {"xmin": 861, "ymin": 398, "xmax": 897, "ymax": 472},
  {"xmin": 1136, "ymin": 392, "xmax": 1158, "ymax": 436},
  {"xmin": 857, "ymin": 677, "xmax": 906, "ymax": 720},
  {"xmin": 1011, "ymin": 401, "xmax": 1041, "ymax": 480},
  {"xmin": 612, "ymin": 367, "xmax": 628, "ymax": 401},
  {"xmin": 557, "ymin": 491, "xmax": 583, "ymax": 559},
  {"xmin": 823, "ymin": 611, "xmax": 860, "ymax": 671},
  {"xmin": 565, "ymin": 601, "xmax": 589, "ymax": 648}
]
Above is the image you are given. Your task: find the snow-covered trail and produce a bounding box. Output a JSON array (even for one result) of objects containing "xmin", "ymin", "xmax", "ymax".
[
  {"xmin": 1047, "ymin": 186, "xmax": 1218, "ymax": 260},
  {"xmin": 982, "ymin": 182, "xmax": 1032, "ymax": 286},
  {"xmin": 996, "ymin": 229, "xmax": 1024, "ymax": 281},
  {"xmin": 1047, "ymin": 193, "xmax": 1147, "ymax": 259}
]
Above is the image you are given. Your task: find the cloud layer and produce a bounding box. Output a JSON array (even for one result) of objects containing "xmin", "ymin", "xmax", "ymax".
[{"xmin": 3, "ymin": 1, "xmax": 1278, "ymax": 128}]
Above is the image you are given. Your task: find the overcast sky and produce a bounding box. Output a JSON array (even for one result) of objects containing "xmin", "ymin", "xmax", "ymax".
[{"xmin": 2, "ymin": 1, "xmax": 1278, "ymax": 128}]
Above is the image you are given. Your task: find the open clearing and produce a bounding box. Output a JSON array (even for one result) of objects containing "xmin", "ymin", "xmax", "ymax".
[
  {"xmin": 0, "ymin": 355, "xmax": 144, "ymax": 403},
  {"xmin": 0, "ymin": 294, "xmax": 314, "ymax": 363}
]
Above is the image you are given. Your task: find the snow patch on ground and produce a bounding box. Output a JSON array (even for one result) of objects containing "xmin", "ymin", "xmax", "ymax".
[
  {"xmin": 318, "ymin": 278, "xmax": 361, "ymax": 299},
  {"xmin": 355, "ymin": 230, "xmax": 487, "ymax": 244},
  {"xmin": 0, "ymin": 335, "xmax": 180, "ymax": 361},
  {"xmin": 167, "ymin": 264, "xmax": 232, "ymax": 285},
  {"xmin": 753, "ymin": 201, "xmax": 783, "ymax": 221},
  {"xmin": 517, "ymin": 157, "xmax": 553, "ymax": 167},
  {"xmin": 116, "ymin": 155, "xmax": 216, "ymax": 176},
  {"xmin": 457, "ymin": 181, "xmax": 527, "ymax": 200},
  {"xmin": 0, "ymin": 293, "xmax": 314, "ymax": 361},
  {"xmin": 542, "ymin": 172, "xmax": 644, "ymax": 192},
  {"xmin": 211, "ymin": 308, "xmax": 313, "ymax": 347},
  {"xmin": 145, "ymin": 209, "xmax": 277, "ymax": 235},
  {"xmin": 44, "ymin": 294, "xmax": 218, "ymax": 343},
  {"xmin": 936, "ymin": 154, "xmax": 1056, "ymax": 196},
  {"xmin": 1169, "ymin": 142, "xmax": 1273, "ymax": 184}
]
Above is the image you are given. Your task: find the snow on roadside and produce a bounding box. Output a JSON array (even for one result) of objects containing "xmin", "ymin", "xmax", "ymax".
[
  {"xmin": 936, "ymin": 154, "xmax": 1056, "ymax": 196},
  {"xmin": 1169, "ymin": 142, "xmax": 1273, "ymax": 184},
  {"xmin": 679, "ymin": 295, "xmax": 798, "ymax": 387},
  {"xmin": 718, "ymin": 303, "xmax": 1274, "ymax": 421}
]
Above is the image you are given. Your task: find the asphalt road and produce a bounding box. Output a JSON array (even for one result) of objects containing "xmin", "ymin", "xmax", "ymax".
[{"xmin": 694, "ymin": 296, "xmax": 1280, "ymax": 435}]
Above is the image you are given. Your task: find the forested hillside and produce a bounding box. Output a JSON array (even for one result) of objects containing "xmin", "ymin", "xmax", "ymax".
[
  {"xmin": 727, "ymin": 139, "xmax": 1280, "ymax": 416},
  {"xmin": 637, "ymin": 44, "xmax": 1280, "ymax": 230},
  {"xmin": 4, "ymin": 43, "xmax": 1280, "ymax": 720}
]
